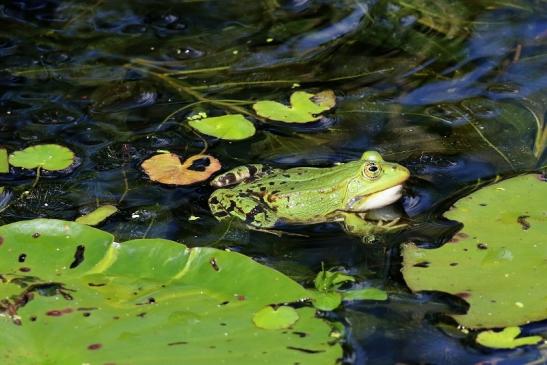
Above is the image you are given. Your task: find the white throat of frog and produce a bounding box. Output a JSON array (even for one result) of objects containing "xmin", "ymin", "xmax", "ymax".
[{"xmin": 347, "ymin": 184, "xmax": 404, "ymax": 211}]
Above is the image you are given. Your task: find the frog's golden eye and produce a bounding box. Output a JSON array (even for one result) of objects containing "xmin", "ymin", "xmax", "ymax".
[{"xmin": 363, "ymin": 162, "xmax": 382, "ymax": 179}]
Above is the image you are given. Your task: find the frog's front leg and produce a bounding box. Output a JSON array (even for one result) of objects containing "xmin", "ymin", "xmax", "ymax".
[
  {"xmin": 339, "ymin": 212, "xmax": 407, "ymax": 237},
  {"xmin": 211, "ymin": 164, "xmax": 279, "ymax": 188},
  {"xmin": 209, "ymin": 189, "xmax": 279, "ymax": 228}
]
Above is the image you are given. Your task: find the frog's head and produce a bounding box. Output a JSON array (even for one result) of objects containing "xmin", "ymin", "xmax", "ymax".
[{"xmin": 345, "ymin": 151, "xmax": 410, "ymax": 212}]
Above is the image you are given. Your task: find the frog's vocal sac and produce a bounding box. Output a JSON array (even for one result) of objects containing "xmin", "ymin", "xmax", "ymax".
[{"xmin": 208, "ymin": 151, "xmax": 410, "ymax": 235}]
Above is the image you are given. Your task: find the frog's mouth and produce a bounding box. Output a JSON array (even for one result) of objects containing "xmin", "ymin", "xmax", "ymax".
[{"xmin": 356, "ymin": 184, "xmax": 404, "ymax": 211}]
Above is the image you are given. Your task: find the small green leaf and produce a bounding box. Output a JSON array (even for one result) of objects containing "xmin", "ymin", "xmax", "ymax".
[
  {"xmin": 75, "ymin": 205, "xmax": 118, "ymax": 226},
  {"xmin": 476, "ymin": 327, "xmax": 543, "ymax": 349},
  {"xmin": 188, "ymin": 114, "xmax": 256, "ymax": 140},
  {"xmin": 253, "ymin": 306, "xmax": 299, "ymax": 329},
  {"xmin": 253, "ymin": 90, "xmax": 336, "ymax": 123},
  {"xmin": 8, "ymin": 144, "xmax": 75, "ymax": 171},
  {"xmin": 314, "ymin": 270, "xmax": 355, "ymax": 292},
  {"xmin": 342, "ymin": 287, "xmax": 388, "ymax": 302},
  {"xmin": 0, "ymin": 148, "xmax": 8, "ymax": 173},
  {"xmin": 312, "ymin": 291, "xmax": 343, "ymax": 311}
]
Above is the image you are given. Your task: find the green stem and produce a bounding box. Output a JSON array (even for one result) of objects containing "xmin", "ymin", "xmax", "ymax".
[
  {"xmin": 31, "ymin": 166, "xmax": 41, "ymax": 189},
  {"xmin": 456, "ymin": 105, "xmax": 515, "ymax": 171},
  {"xmin": 534, "ymin": 126, "xmax": 546, "ymax": 160},
  {"xmin": 150, "ymin": 72, "xmax": 256, "ymax": 118}
]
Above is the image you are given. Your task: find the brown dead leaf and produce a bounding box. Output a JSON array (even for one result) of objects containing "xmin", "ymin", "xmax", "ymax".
[{"xmin": 142, "ymin": 153, "xmax": 221, "ymax": 185}]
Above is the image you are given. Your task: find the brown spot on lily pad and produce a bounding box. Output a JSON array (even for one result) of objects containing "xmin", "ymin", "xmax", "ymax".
[
  {"xmin": 46, "ymin": 308, "xmax": 73, "ymax": 317},
  {"xmin": 517, "ymin": 215, "xmax": 530, "ymax": 230},
  {"xmin": 449, "ymin": 232, "xmax": 469, "ymax": 243},
  {"xmin": 455, "ymin": 292, "xmax": 471, "ymax": 299},
  {"xmin": 0, "ymin": 236, "xmax": 4, "ymax": 246},
  {"xmin": 168, "ymin": 341, "xmax": 188, "ymax": 346},
  {"xmin": 210, "ymin": 258, "xmax": 220, "ymax": 271},
  {"xmin": 19, "ymin": 267, "xmax": 31, "ymax": 273},
  {"xmin": 87, "ymin": 343, "xmax": 102, "ymax": 350}
]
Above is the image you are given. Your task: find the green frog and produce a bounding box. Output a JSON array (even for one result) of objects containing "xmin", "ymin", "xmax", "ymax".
[{"xmin": 208, "ymin": 151, "xmax": 410, "ymax": 236}]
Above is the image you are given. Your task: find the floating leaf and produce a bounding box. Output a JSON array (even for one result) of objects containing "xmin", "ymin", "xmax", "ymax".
[
  {"xmin": 342, "ymin": 288, "xmax": 388, "ymax": 302},
  {"xmin": 0, "ymin": 148, "xmax": 8, "ymax": 173},
  {"xmin": 253, "ymin": 90, "xmax": 336, "ymax": 123},
  {"xmin": 312, "ymin": 292, "xmax": 343, "ymax": 311},
  {"xmin": 314, "ymin": 270, "xmax": 354, "ymax": 292},
  {"xmin": 188, "ymin": 114, "xmax": 256, "ymax": 140},
  {"xmin": 0, "ymin": 219, "xmax": 341, "ymax": 364},
  {"xmin": 312, "ymin": 269, "xmax": 386, "ymax": 310},
  {"xmin": 8, "ymin": 144, "xmax": 75, "ymax": 171},
  {"xmin": 476, "ymin": 327, "xmax": 543, "ymax": 349},
  {"xmin": 75, "ymin": 205, "xmax": 118, "ymax": 226},
  {"xmin": 402, "ymin": 174, "xmax": 547, "ymax": 328},
  {"xmin": 253, "ymin": 306, "xmax": 300, "ymax": 330},
  {"xmin": 142, "ymin": 153, "xmax": 221, "ymax": 186}
]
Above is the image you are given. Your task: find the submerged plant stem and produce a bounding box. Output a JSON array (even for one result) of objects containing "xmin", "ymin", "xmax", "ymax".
[
  {"xmin": 119, "ymin": 169, "xmax": 129, "ymax": 204},
  {"xmin": 31, "ymin": 167, "xmax": 41, "ymax": 189},
  {"xmin": 150, "ymin": 72, "xmax": 255, "ymax": 118},
  {"xmin": 456, "ymin": 106, "xmax": 515, "ymax": 170}
]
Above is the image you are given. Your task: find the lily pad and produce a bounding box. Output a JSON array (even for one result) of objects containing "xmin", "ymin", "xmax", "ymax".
[
  {"xmin": 0, "ymin": 148, "xmax": 8, "ymax": 173},
  {"xmin": 402, "ymin": 174, "xmax": 547, "ymax": 328},
  {"xmin": 342, "ymin": 288, "xmax": 388, "ymax": 302},
  {"xmin": 188, "ymin": 114, "xmax": 256, "ymax": 140},
  {"xmin": 313, "ymin": 292, "xmax": 343, "ymax": 312},
  {"xmin": 253, "ymin": 90, "xmax": 336, "ymax": 123},
  {"xmin": 75, "ymin": 205, "xmax": 118, "ymax": 226},
  {"xmin": 142, "ymin": 153, "xmax": 221, "ymax": 186},
  {"xmin": 476, "ymin": 327, "xmax": 543, "ymax": 349},
  {"xmin": 253, "ymin": 306, "xmax": 299, "ymax": 330},
  {"xmin": 0, "ymin": 219, "xmax": 342, "ymax": 365},
  {"xmin": 8, "ymin": 144, "xmax": 75, "ymax": 171}
]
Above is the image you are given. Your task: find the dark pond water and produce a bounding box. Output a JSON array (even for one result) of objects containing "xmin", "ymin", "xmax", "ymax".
[{"xmin": 0, "ymin": 0, "xmax": 546, "ymax": 363}]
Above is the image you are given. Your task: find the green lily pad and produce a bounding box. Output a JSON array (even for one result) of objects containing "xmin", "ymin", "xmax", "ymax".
[
  {"xmin": 342, "ymin": 288, "xmax": 388, "ymax": 302},
  {"xmin": 188, "ymin": 114, "xmax": 256, "ymax": 140},
  {"xmin": 253, "ymin": 90, "xmax": 336, "ymax": 123},
  {"xmin": 0, "ymin": 219, "xmax": 341, "ymax": 365},
  {"xmin": 8, "ymin": 144, "xmax": 75, "ymax": 171},
  {"xmin": 476, "ymin": 327, "xmax": 543, "ymax": 349},
  {"xmin": 75, "ymin": 205, "xmax": 118, "ymax": 226},
  {"xmin": 312, "ymin": 292, "xmax": 343, "ymax": 311},
  {"xmin": 0, "ymin": 148, "xmax": 8, "ymax": 173},
  {"xmin": 253, "ymin": 306, "xmax": 299, "ymax": 330},
  {"xmin": 402, "ymin": 174, "xmax": 547, "ymax": 328}
]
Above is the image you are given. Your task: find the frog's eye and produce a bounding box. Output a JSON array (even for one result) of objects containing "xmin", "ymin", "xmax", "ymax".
[{"xmin": 363, "ymin": 162, "xmax": 382, "ymax": 179}]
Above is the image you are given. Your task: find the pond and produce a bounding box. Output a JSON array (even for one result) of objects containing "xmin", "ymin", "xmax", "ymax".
[{"xmin": 0, "ymin": 0, "xmax": 545, "ymax": 364}]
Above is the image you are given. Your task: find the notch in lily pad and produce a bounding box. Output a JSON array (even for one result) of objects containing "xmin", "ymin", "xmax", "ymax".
[
  {"xmin": 9, "ymin": 144, "xmax": 75, "ymax": 171},
  {"xmin": 8, "ymin": 144, "xmax": 77, "ymax": 187},
  {"xmin": 253, "ymin": 90, "xmax": 336, "ymax": 123},
  {"xmin": 142, "ymin": 152, "xmax": 221, "ymax": 186},
  {"xmin": 188, "ymin": 114, "xmax": 256, "ymax": 140}
]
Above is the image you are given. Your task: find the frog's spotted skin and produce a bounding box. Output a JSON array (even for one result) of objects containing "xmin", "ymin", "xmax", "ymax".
[
  {"xmin": 208, "ymin": 151, "xmax": 410, "ymax": 235},
  {"xmin": 210, "ymin": 164, "xmax": 278, "ymax": 188}
]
